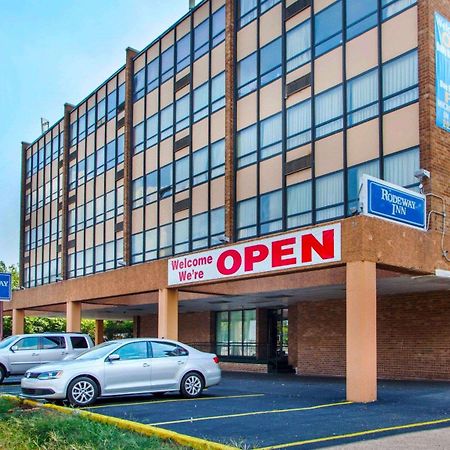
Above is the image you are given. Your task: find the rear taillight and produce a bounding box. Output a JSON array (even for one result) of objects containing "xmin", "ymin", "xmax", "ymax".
[{"xmin": 213, "ymin": 356, "xmax": 219, "ymax": 364}]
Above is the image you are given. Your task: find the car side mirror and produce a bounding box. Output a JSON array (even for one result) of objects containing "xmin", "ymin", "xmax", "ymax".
[
  {"xmin": 107, "ymin": 354, "xmax": 120, "ymax": 362},
  {"xmin": 10, "ymin": 345, "xmax": 18, "ymax": 353}
]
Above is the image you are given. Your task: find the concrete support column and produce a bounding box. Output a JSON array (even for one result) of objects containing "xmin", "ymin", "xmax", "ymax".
[
  {"xmin": 123, "ymin": 47, "xmax": 138, "ymax": 266},
  {"xmin": 61, "ymin": 103, "xmax": 75, "ymax": 280},
  {"xmin": 158, "ymin": 288, "xmax": 178, "ymax": 340},
  {"xmin": 133, "ymin": 316, "xmax": 140, "ymax": 338},
  {"xmin": 224, "ymin": 0, "xmax": 236, "ymax": 243},
  {"xmin": 66, "ymin": 301, "xmax": 81, "ymax": 332},
  {"xmin": 94, "ymin": 319, "xmax": 104, "ymax": 345},
  {"xmin": 346, "ymin": 261, "xmax": 377, "ymax": 403},
  {"xmin": 12, "ymin": 309, "xmax": 25, "ymax": 335}
]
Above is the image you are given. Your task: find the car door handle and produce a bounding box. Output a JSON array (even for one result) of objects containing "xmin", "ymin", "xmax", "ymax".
[
  {"xmin": 177, "ymin": 361, "xmax": 185, "ymax": 365},
  {"xmin": 32, "ymin": 353, "xmax": 39, "ymax": 357},
  {"xmin": 143, "ymin": 363, "xmax": 150, "ymax": 367}
]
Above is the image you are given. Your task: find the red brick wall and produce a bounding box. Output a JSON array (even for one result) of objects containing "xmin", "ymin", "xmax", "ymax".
[
  {"xmin": 138, "ymin": 312, "xmax": 214, "ymax": 344},
  {"xmin": 418, "ymin": 0, "xmax": 450, "ymax": 233},
  {"xmin": 293, "ymin": 292, "xmax": 450, "ymax": 380},
  {"xmin": 179, "ymin": 312, "xmax": 214, "ymax": 344}
]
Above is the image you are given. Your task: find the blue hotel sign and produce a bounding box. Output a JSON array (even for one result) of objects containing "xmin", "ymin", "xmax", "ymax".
[
  {"xmin": 435, "ymin": 12, "xmax": 450, "ymax": 132},
  {"xmin": 361, "ymin": 175, "xmax": 426, "ymax": 231},
  {"xmin": 0, "ymin": 273, "xmax": 12, "ymax": 301}
]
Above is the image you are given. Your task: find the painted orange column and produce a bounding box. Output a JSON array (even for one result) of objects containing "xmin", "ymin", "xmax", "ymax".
[
  {"xmin": 66, "ymin": 301, "xmax": 81, "ymax": 332},
  {"xmin": 158, "ymin": 288, "xmax": 178, "ymax": 340},
  {"xmin": 94, "ymin": 319, "xmax": 104, "ymax": 345},
  {"xmin": 346, "ymin": 261, "xmax": 377, "ymax": 403},
  {"xmin": 12, "ymin": 309, "xmax": 25, "ymax": 335}
]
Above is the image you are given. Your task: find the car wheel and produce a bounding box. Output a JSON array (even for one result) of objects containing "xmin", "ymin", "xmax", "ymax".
[
  {"xmin": 180, "ymin": 372, "xmax": 203, "ymax": 398},
  {"xmin": 0, "ymin": 366, "xmax": 5, "ymax": 384},
  {"xmin": 67, "ymin": 377, "xmax": 98, "ymax": 407}
]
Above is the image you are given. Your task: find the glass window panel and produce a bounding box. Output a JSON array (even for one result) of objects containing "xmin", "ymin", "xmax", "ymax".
[
  {"xmin": 160, "ymin": 104, "xmax": 174, "ymax": 140},
  {"xmin": 315, "ymin": 85, "xmax": 343, "ymax": 138},
  {"xmin": 175, "ymin": 218, "xmax": 189, "ymax": 254},
  {"xmin": 175, "ymin": 156, "xmax": 190, "ymax": 192},
  {"xmin": 159, "ymin": 223, "xmax": 173, "ymax": 256},
  {"xmin": 260, "ymin": 190, "xmax": 282, "ymax": 234},
  {"xmin": 286, "ymin": 20, "xmax": 311, "ymax": 72},
  {"xmin": 287, "ymin": 99, "xmax": 311, "ymax": 149},
  {"xmin": 193, "ymin": 146, "xmax": 209, "ymax": 185},
  {"xmin": 237, "ymin": 52, "xmax": 257, "ymax": 97},
  {"xmin": 132, "ymin": 177, "xmax": 144, "ymax": 208},
  {"xmin": 212, "ymin": 6, "xmax": 225, "ymax": 46},
  {"xmin": 147, "ymin": 57, "xmax": 159, "ymax": 91},
  {"xmin": 146, "ymin": 114, "xmax": 159, "ymax": 147},
  {"xmin": 194, "ymin": 82, "xmax": 209, "ymax": 122},
  {"xmin": 133, "ymin": 122, "xmax": 145, "ymax": 154},
  {"xmin": 384, "ymin": 147, "xmax": 419, "ymax": 188},
  {"xmin": 176, "ymin": 94, "xmax": 190, "ymax": 132},
  {"xmin": 132, "ymin": 233, "xmax": 143, "ymax": 258},
  {"xmin": 133, "ymin": 69, "xmax": 145, "ymax": 101},
  {"xmin": 194, "ymin": 18, "xmax": 209, "ymax": 59},
  {"xmin": 382, "ymin": 0, "xmax": 416, "ymax": 20},
  {"xmin": 210, "ymin": 207, "xmax": 225, "ymax": 237},
  {"xmin": 314, "ymin": 1, "xmax": 343, "ymax": 57},
  {"xmin": 260, "ymin": 113, "xmax": 282, "ymax": 159},
  {"xmin": 216, "ymin": 311, "xmax": 229, "ymax": 356},
  {"xmin": 211, "ymin": 72, "xmax": 225, "ymax": 112},
  {"xmin": 176, "ymin": 33, "xmax": 191, "ymax": 72},
  {"xmin": 347, "ymin": 69, "xmax": 379, "ymax": 126},
  {"xmin": 383, "ymin": 50, "xmax": 418, "ymax": 112},
  {"xmin": 146, "ymin": 171, "xmax": 158, "ymax": 203},
  {"xmin": 347, "ymin": 160, "xmax": 379, "ymax": 212},
  {"xmin": 211, "ymin": 139, "xmax": 225, "ymax": 177},
  {"xmin": 230, "ymin": 311, "xmax": 243, "ymax": 356},
  {"xmin": 237, "ymin": 124, "xmax": 257, "ymax": 167},
  {"xmin": 145, "ymin": 228, "xmax": 157, "ymax": 260},
  {"xmin": 239, "ymin": 0, "xmax": 257, "ymax": 28},
  {"xmin": 346, "ymin": 0, "xmax": 378, "ymax": 39},
  {"xmin": 260, "ymin": 38, "xmax": 282, "ymax": 86},
  {"xmin": 287, "ymin": 180, "xmax": 312, "ymax": 228},
  {"xmin": 237, "ymin": 197, "xmax": 257, "ymax": 239},
  {"xmin": 161, "ymin": 46, "xmax": 174, "ymax": 82},
  {"xmin": 160, "ymin": 163, "xmax": 173, "ymax": 198},
  {"xmin": 316, "ymin": 172, "xmax": 344, "ymax": 221}
]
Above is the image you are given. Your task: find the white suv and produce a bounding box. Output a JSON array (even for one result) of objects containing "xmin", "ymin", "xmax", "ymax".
[{"xmin": 0, "ymin": 333, "xmax": 94, "ymax": 383}]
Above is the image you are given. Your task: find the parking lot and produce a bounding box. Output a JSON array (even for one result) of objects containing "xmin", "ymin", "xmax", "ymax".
[{"xmin": 2, "ymin": 372, "xmax": 450, "ymax": 449}]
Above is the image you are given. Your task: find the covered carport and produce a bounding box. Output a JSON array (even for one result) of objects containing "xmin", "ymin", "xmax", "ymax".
[{"xmin": 6, "ymin": 216, "xmax": 450, "ymax": 403}]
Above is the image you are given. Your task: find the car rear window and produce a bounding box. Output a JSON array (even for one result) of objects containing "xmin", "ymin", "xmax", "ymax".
[
  {"xmin": 70, "ymin": 336, "xmax": 89, "ymax": 349},
  {"xmin": 41, "ymin": 336, "xmax": 66, "ymax": 349},
  {"xmin": 151, "ymin": 342, "xmax": 188, "ymax": 358}
]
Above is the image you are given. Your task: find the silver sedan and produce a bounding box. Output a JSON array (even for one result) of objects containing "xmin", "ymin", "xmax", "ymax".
[{"xmin": 21, "ymin": 338, "xmax": 221, "ymax": 407}]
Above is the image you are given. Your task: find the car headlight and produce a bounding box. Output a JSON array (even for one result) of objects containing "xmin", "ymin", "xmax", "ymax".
[{"xmin": 37, "ymin": 371, "xmax": 63, "ymax": 380}]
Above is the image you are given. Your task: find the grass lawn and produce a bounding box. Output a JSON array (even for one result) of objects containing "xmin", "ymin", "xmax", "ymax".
[{"xmin": 0, "ymin": 397, "xmax": 188, "ymax": 450}]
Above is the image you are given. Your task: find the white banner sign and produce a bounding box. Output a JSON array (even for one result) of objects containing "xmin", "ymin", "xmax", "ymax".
[{"xmin": 168, "ymin": 223, "xmax": 341, "ymax": 286}]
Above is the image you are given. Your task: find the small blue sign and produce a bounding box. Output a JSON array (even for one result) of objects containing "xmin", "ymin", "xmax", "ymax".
[
  {"xmin": 0, "ymin": 273, "xmax": 12, "ymax": 301},
  {"xmin": 435, "ymin": 13, "xmax": 450, "ymax": 132},
  {"xmin": 362, "ymin": 176, "xmax": 426, "ymax": 230}
]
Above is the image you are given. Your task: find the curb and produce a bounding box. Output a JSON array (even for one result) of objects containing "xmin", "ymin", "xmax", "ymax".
[{"xmin": 2, "ymin": 394, "xmax": 237, "ymax": 450}]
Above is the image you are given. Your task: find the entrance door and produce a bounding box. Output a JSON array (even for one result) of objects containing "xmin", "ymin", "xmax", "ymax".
[{"xmin": 267, "ymin": 308, "xmax": 291, "ymax": 373}]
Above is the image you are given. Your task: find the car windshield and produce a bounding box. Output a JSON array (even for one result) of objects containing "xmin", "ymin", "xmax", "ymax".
[
  {"xmin": 0, "ymin": 336, "xmax": 17, "ymax": 349},
  {"xmin": 74, "ymin": 341, "xmax": 119, "ymax": 360}
]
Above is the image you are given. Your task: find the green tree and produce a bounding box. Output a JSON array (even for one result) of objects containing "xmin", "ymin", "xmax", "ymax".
[{"xmin": 0, "ymin": 261, "xmax": 19, "ymax": 290}]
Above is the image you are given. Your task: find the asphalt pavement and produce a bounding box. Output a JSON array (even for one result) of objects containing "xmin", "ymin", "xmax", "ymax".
[{"xmin": 2, "ymin": 373, "xmax": 450, "ymax": 448}]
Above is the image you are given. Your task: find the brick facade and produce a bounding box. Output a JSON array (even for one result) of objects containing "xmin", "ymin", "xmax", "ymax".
[
  {"xmin": 418, "ymin": 0, "xmax": 450, "ymax": 235},
  {"xmin": 139, "ymin": 311, "xmax": 214, "ymax": 345},
  {"xmin": 293, "ymin": 292, "xmax": 450, "ymax": 380}
]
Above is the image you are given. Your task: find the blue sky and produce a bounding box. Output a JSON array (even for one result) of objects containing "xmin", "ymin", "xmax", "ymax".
[{"xmin": 0, "ymin": 0, "xmax": 195, "ymax": 266}]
